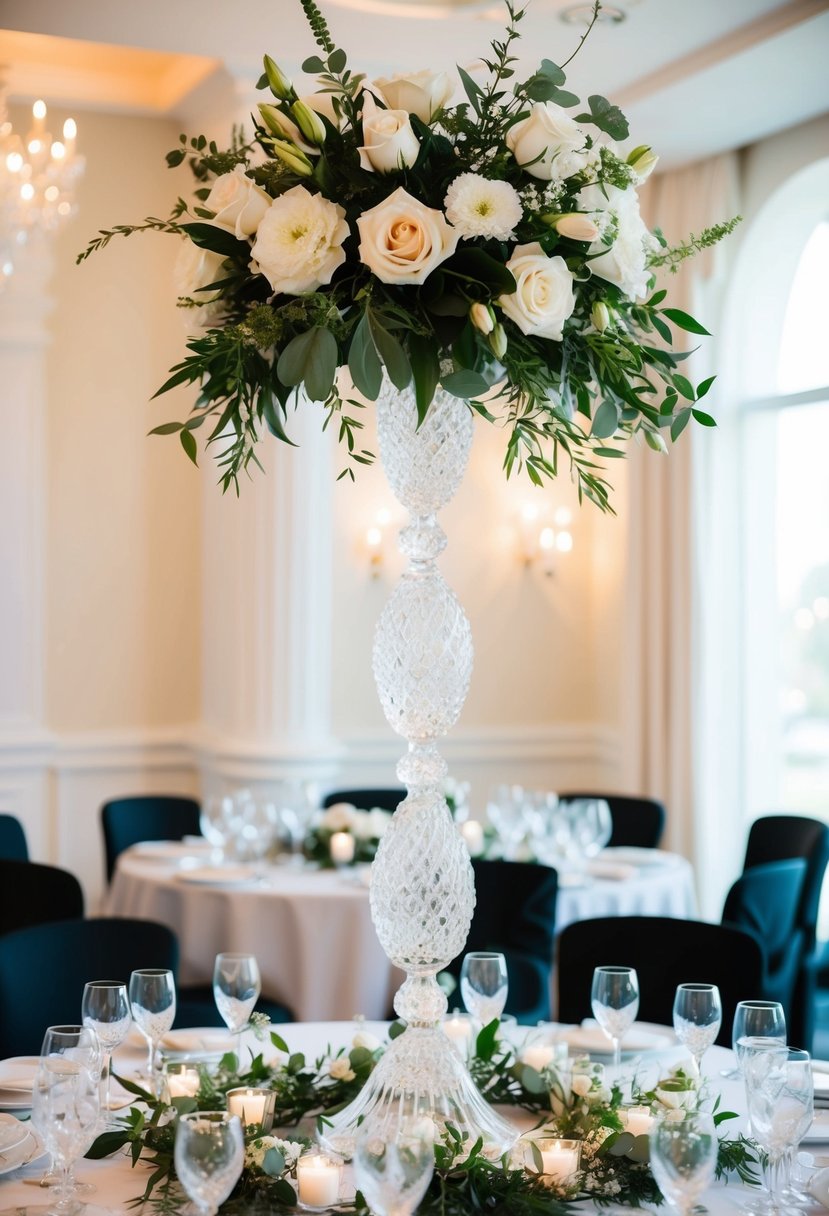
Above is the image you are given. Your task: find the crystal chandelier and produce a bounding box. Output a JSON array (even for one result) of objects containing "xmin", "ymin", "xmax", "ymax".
[{"xmin": 0, "ymin": 94, "xmax": 84, "ymax": 285}]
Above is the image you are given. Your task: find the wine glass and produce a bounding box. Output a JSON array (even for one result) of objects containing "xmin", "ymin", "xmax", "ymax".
[
  {"xmin": 649, "ymin": 1110, "xmax": 718, "ymax": 1216},
  {"xmin": 723, "ymin": 1001, "xmax": 786, "ymax": 1080},
  {"xmin": 673, "ymin": 983, "xmax": 722, "ymax": 1076},
  {"xmin": 213, "ymin": 953, "xmax": 261, "ymax": 1064},
  {"xmin": 353, "ymin": 1112, "xmax": 435, "ymax": 1216},
  {"xmin": 745, "ymin": 1046, "xmax": 814, "ymax": 1212},
  {"xmin": 569, "ymin": 798, "xmax": 613, "ymax": 861},
  {"xmin": 174, "ymin": 1111, "xmax": 244, "ymax": 1216},
  {"xmin": 460, "ymin": 952, "xmax": 508, "ymax": 1026},
  {"xmin": 591, "ymin": 965, "xmax": 639, "ymax": 1070},
  {"xmin": 200, "ymin": 795, "xmax": 235, "ymax": 864},
  {"xmin": 129, "ymin": 968, "xmax": 176, "ymax": 1093},
  {"xmin": 277, "ymin": 779, "xmax": 316, "ymax": 866},
  {"xmin": 81, "ymin": 980, "xmax": 131, "ymax": 1126},
  {"xmin": 486, "ymin": 785, "xmax": 527, "ymax": 861},
  {"xmin": 33, "ymin": 1026, "xmax": 101, "ymax": 1212}
]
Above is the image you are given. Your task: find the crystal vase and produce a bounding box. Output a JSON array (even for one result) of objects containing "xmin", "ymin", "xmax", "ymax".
[{"xmin": 318, "ymin": 380, "xmax": 516, "ymax": 1158}]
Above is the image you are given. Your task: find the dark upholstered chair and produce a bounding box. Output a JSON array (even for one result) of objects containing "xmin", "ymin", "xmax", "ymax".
[
  {"xmin": 557, "ymin": 916, "xmax": 765, "ymax": 1046},
  {"xmin": 0, "ymin": 860, "xmax": 84, "ymax": 935},
  {"xmin": 0, "ymin": 814, "xmax": 28, "ymax": 862},
  {"xmin": 445, "ymin": 859, "xmax": 558, "ymax": 1024},
  {"xmin": 101, "ymin": 796, "xmax": 201, "ymax": 882},
  {"xmin": 322, "ymin": 788, "xmax": 405, "ymax": 813},
  {"xmin": 559, "ymin": 794, "xmax": 666, "ymax": 849}
]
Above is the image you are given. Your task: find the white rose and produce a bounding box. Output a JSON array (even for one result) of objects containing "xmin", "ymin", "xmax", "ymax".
[
  {"xmin": 352, "ymin": 1030, "xmax": 382, "ymax": 1052},
  {"xmin": 373, "ymin": 70, "xmax": 453, "ymax": 123},
  {"xmin": 173, "ymin": 238, "xmax": 226, "ymax": 330},
  {"xmin": 570, "ymin": 1073, "xmax": 592, "ymax": 1098},
  {"xmin": 499, "ymin": 241, "xmax": 576, "ymax": 340},
  {"xmin": 205, "ymin": 165, "xmax": 272, "ymax": 238},
  {"xmin": 506, "ymin": 102, "xmax": 589, "ymax": 181},
  {"xmin": 352, "ymin": 811, "xmax": 375, "ymax": 841},
  {"xmin": 656, "ymin": 1085, "xmax": 695, "ymax": 1110},
  {"xmin": 321, "ymin": 803, "xmax": 358, "ymax": 832},
  {"xmin": 359, "ymin": 95, "xmax": 420, "ymax": 173},
  {"xmin": 367, "ymin": 809, "xmax": 392, "ymax": 838},
  {"xmin": 251, "ymin": 185, "xmax": 348, "ymax": 295},
  {"xmin": 328, "ymin": 1056, "xmax": 356, "ymax": 1082},
  {"xmin": 664, "ymin": 1108, "xmax": 686, "ymax": 1123},
  {"xmin": 578, "ymin": 182, "xmax": 651, "ymax": 300},
  {"xmin": 357, "ymin": 186, "xmax": 458, "ymax": 285}
]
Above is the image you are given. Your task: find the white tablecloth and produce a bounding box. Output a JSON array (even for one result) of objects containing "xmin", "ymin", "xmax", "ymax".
[
  {"xmin": 105, "ymin": 846, "xmax": 696, "ymax": 1022},
  {"xmin": 0, "ymin": 1022, "xmax": 818, "ymax": 1216}
]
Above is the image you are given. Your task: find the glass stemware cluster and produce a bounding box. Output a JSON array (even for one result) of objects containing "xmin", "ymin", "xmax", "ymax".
[
  {"xmin": 487, "ymin": 786, "xmax": 612, "ymax": 868},
  {"xmin": 200, "ymin": 782, "xmax": 318, "ymax": 867},
  {"xmin": 32, "ymin": 1025, "xmax": 101, "ymax": 1214}
]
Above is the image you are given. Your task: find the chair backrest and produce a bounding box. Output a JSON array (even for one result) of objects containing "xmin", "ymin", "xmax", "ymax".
[
  {"xmin": 0, "ymin": 860, "xmax": 84, "ymax": 935},
  {"xmin": 322, "ymin": 788, "xmax": 405, "ymax": 813},
  {"xmin": 101, "ymin": 796, "xmax": 201, "ymax": 882},
  {"xmin": 0, "ymin": 814, "xmax": 28, "ymax": 862},
  {"xmin": 559, "ymin": 793, "xmax": 666, "ymax": 849},
  {"xmin": 0, "ymin": 917, "xmax": 179, "ymax": 1057},
  {"xmin": 723, "ymin": 858, "xmax": 808, "ymax": 966},
  {"xmin": 744, "ymin": 815, "xmax": 829, "ymax": 944},
  {"xmin": 557, "ymin": 915, "xmax": 765, "ymax": 1045}
]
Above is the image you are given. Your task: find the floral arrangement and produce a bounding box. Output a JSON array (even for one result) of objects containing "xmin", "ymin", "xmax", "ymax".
[
  {"xmin": 91, "ymin": 1020, "xmax": 758, "ymax": 1215},
  {"xmin": 304, "ymin": 802, "xmax": 392, "ymax": 865},
  {"xmin": 78, "ymin": 0, "xmax": 737, "ymax": 501}
]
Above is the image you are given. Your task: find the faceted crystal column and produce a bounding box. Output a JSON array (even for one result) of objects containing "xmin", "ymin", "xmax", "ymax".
[{"xmin": 319, "ymin": 381, "xmax": 515, "ymax": 1157}]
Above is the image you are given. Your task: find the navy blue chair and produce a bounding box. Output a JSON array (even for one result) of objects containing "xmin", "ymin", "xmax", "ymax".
[
  {"xmin": 559, "ymin": 794, "xmax": 666, "ymax": 849},
  {"xmin": 101, "ymin": 796, "xmax": 201, "ymax": 882},
  {"xmin": 0, "ymin": 814, "xmax": 28, "ymax": 862},
  {"xmin": 445, "ymin": 859, "xmax": 558, "ymax": 1024},
  {"xmin": 557, "ymin": 916, "xmax": 765, "ymax": 1046},
  {"xmin": 323, "ymin": 789, "xmax": 404, "ymax": 813},
  {"xmin": 0, "ymin": 860, "xmax": 84, "ymax": 935}
]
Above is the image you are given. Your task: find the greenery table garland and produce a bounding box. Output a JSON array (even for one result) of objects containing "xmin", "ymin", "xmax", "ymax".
[{"xmin": 90, "ymin": 1020, "xmax": 759, "ymax": 1214}]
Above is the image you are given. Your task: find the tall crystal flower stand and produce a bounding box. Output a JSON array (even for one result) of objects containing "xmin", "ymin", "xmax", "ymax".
[{"xmin": 319, "ymin": 382, "xmax": 516, "ymax": 1158}]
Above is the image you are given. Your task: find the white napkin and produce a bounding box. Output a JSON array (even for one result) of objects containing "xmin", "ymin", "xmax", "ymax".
[
  {"xmin": 161, "ymin": 1029, "xmax": 234, "ymax": 1055},
  {"xmin": 0, "ymin": 1058, "xmax": 39, "ymax": 1092},
  {"xmin": 558, "ymin": 1021, "xmax": 674, "ymax": 1054},
  {"xmin": 586, "ymin": 860, "xmax": 638, "ymax": 881}
]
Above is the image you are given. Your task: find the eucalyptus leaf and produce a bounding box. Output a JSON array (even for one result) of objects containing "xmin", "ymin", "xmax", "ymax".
[
  {"xmin": 180, "ymin": 428, "xmax": 198, "ymax": 465},
  {"xmin": 179, "ymin": 222, "xmax": 249, "ymax": 260},
  {"xmin": 441, "ymin": 369, "xmax": 488, "ymax": 398},
  {"xmin": 591, "ymin": 398, "xmax": 620, "ymax": 439},
  {"xmin": 277, "ymin": 327, "xmax": 337, "ymax": 402},
  {"xmin": 663, "ymin": 308, "xmax": 711, "ymax": 336},
  {"xmin": 348, "ymin": 312, "xmax": 383, "ymax": 400},
  {"xmin": 262, "ymin": 1147, "xmax": 285, "ymax": 1177},
  {"xmin": 368, "ymin": 314, "xmax": 412, "ymax": 391},
  {"xmin": 576, "ymin": 94, "xmax": 629, "ymax": 141}
]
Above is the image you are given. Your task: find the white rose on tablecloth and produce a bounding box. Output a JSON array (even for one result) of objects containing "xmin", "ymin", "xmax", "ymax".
[
  {"xmin": 173, "ymin": 238, "xmax": 226, "ymax": 329},
  {"xmin": 328, "ymin": 1056, "xmax": 356, "ymax": 1082},
  {"xmin": 321, "ymin": 803, "xmax": 358, "ymax": 832},
  {"xmin": 205, "ymin": 165, "xmax": 272, "ymax": 239},
  {"xmin": 372, "ymin": 70, "xmax": 453, "ymax": 123},
  {"xmin": 357, "ymin": 186, "xmax": 459, "ymax": 285},
  {"xmin": 250, "ymin": 185, "xmax": 349, "ymax": 295},
  {"xmin": 358, "ymin": 94, "xmax": 420, "ymax": 173},
  {"xmin": 578, "ymin": 182, "xmax": 652, "ymax": 300},
  {"xmin": 506, "ymin": 101, "xmax": 589, "ymax": 181},
  {"xmin": 499, "ymin": 242, "xmax": 576, "ymax": 341},
  {"xmin": 352, "ymin": 1030, "xmax": 382, "ymax": 1052}
]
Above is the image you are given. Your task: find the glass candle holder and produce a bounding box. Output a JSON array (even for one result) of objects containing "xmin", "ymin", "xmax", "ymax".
[
  {"xmin": 164, "ymin": 1063, "xmax": 202, "ymax": 1100},
  {"xmin": 296, "ymin": 1152, "xmax": 342, "ymax": 1209},
  {"xmin": 622, "ymin": 1104, "xmax": 654, "ymax": 1137},
  {"xmin": 225, "ymin": 1087, "xmax": 276, "ymax": 1133},
  {"xmin": 526, "ymin": 1137, "xmax": 582, "ymax": 1190},
  {"xmin": 440, "ymin": 1011, "xmax": 476, "ymax": 1059},
  {"xmin": 330, "ymin": 831, "xmax": 356, "ymax": 867}
]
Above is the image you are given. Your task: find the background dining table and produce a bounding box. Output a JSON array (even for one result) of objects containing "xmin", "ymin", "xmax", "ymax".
[{"xmin": 104, "ymin": 843, "xmax": 698, "ymax": 1022}]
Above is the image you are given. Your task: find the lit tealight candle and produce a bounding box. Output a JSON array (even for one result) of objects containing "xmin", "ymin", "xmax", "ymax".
[
  {"xmin": 622, "ymin": 1105, "xmax": 654, "ymax": 1137},
  {"xmin": 537, "ymin": 1138, "xmax": 582, "ymax": 1185},
  {"xmin": 521, "ymin": 1043, "xmax": 556, "ymax": 1072},
  {"xmin": 225, "ymin": 1087, "xmax": 276, "ymax": 1132},
  {"xmin": 164, "ymin": 1063, "xmax": 201, "ymax": 1099},
  {"xmin": 460, "ymin": 819, "xmax": 484, "ymax": 855},
  {"xmin": 330, "ymin": 831, "xmax": 355, "ymax": 866},
  {"xmin": 296, "ymin": 1152, "xmax": 340, "ymax": 1208},
  {"xmin": 441, "ymin": 1011, "xmax": 475, "ymax": 1058}
]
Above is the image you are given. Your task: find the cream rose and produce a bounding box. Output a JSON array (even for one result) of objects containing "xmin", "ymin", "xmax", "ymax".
[
  {"xmin": 578, "ymin": 182, "xmax": 651, "ymax": 300},
  {"xmin": 359, "ymin": 95, "xmax": 420, "ymax": 173},
  {"xmin": 570, "ymin": 1073, "xmax": 592, "ymax": 1098},
  {"xmin": 352, "ymin": 1030, "xmax": 382, "ymax": 1052},
  {"xmin": 205, "ymin": 165, "xmax": 272, "ymax": 238},
  {"xmin": 499, "ymin": 242, "xmax": 575, "ymax": 340},
  {"xmin": 373, "ymin": 70, "xmax": 453, "ymax": 123},
  {"xmin": 506, "ymin": 101, "xmax": 589, "ymax": 181},
  {"xmin": 250, "ymin": 185, "xmax": 348, "ymax": 295},
  {"xmin": 357, "ymin": 186, "xmax": 458, "ymax": 285},
  {"xmin": 321, "ymin": 803, "xmax": 358, "ymax": 832},
  {"xmin": 328, "ymin": 1057, "xmax": 356, "ymax": 1082},
  {"xmin": 173, "ymin": 238, "xmax": 226, "ymax": 329}
]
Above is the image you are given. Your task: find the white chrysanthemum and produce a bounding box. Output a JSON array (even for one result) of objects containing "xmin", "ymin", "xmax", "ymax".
[
  {"xmin": 250, "ymin": 185, "xmax": 348, "ymax": 296},
  {"xmin": 444, "ymin": 174, "xmax": 523, "ymax": 241}
]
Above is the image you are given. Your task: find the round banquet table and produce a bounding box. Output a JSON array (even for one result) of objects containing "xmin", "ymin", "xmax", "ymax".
[
  {"xmin": 104, "ymin": 844, "xmax": 697, "ymax": 1023},
  {"xmin": 1, "ymin": 1020, "xmax": 822, "ymax": 1215}
]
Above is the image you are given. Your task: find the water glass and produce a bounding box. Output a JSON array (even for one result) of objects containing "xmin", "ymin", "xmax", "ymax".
[
  {"xmin": 33, "ymin": 1027, "xmax": 101, "ymax": 1213},
  {"xmin": 745, "ymin": 1046, "xmax": 813, "ymax": 1211},
  {"xmin": 129, "ymin": 968, "xmax": 176, "ymax": 1092},
  {"xmin": 673, "ymin": 983, "xmax": 722, "ymax": 1075},
  {"xmin": 726, "ymin": 1001, "xmax": 786, "ymax": 1080},
  {"xmin": 460, "ymin": 952, "xmax": 508, "ymax": 1025},
  {"xmin": 81, "ymin": 980, "xmax": 131, "ymax": 1123},
  {"xmin": 213, "ymin": 952, "xmax": 261, "ymax": 1064},
  {"xmin": 174, "ymin": 1111, "xmax": 244, "ymax": 1216},
  {"xmin": 486, "ymin": 785, "xmax": 527, "ymax": 860},
  {"xmin": 591, "ymin": 965, "xmax": 639, "ymax": 1069},
  {"xmin": 353, "ymin": 1113, "xmax": 435, "ymax": 1216},
  {"xmin": 649, "ymin": 1110, "xmax": 718, "ymax": 1216}
]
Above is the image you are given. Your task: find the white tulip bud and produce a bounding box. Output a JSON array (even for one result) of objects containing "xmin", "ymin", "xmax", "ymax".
[
  {"xmin": 627, "ymin": 144, "xmax": 659, "ymax": 180},
  {"xmin": 489, "ymin": 323, "xmax": 508, "ymax": 359},
  {"xmin": 470, "ymin": 302, "xmax": 495, "ymax": 335},
  {"xmin": 591, "ymin": 301, "xmax": 610, "ymax": 332},
  {"xmin": 554, "ymin": 212, "xmax": 600, "ymax": 242}
]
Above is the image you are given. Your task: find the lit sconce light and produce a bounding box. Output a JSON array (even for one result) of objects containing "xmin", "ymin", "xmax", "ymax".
[
  {"xmin": 518, "ymin": 503, "xmax": 573, "ymax": 576},
  {"xmin": 365, "ymin": 507, "xmax": 392, "ymax": 579}
]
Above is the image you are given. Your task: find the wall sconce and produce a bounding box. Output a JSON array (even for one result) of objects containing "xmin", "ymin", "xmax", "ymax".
[
  {"xmin": 518, "ymin": 505, "xmax": 573, "ymax": 577},
  {"xmin": 365, "ymin": 508, "xmax": 392, "ymax": 579}
]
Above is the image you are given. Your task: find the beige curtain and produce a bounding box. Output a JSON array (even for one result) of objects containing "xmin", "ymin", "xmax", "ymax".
[{"xmin": 620, "ymin": 154, "xmax": 740, "ymax": 903}]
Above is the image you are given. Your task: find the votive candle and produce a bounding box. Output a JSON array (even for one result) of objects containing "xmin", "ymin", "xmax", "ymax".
[
  {"xmin": 330, "ymin": 831, "xmax": 355, "ymax": 866},
  {"xmin": 441, "ymin": 1012, "xmax": 475, "ymax": 1057},
  {"xmin": 164, "ymin": 1064, "xmax": 201, "ymax": 1099},
  {"xmin": 225, "ymin": 1087, "xmax": 275, "ymax": 1132},
  {"xmin": 622, "ymin": 1105, "xmax": 654, "ymax": 1137},
  {"xmin": 521, "ymin": 1043, "xmax": 556, "ymax": 1072},
  {"xmin": 538, "ymin": 1138, "xmax": 581, "ymax": 1185},
  {"xmin": 296, "ymin": 1152, "xmax": 340, "ymax": 1207},
  {"xmin": 460, "ymin": 819, "xmax": 484, "ymax": 855}
]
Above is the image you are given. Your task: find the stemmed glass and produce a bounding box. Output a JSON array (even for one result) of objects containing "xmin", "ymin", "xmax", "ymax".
[
  {"xmin": 277, "ymin": 780, "xmax": 317, "ymax": 866},
  {"xmin": 353, "ymin": 1112, "xmax": 435, "ymax": 1216},
  {"xmin": 649, "ymin": 1110, "xmax": 718, "ymax": 1216},
  {"xmin": 81, "ymin": 980, "xmax": 131, "ymax": 1126},
  {"xmin": 591, "ymin": 965, "xmax": 639, "ymax": 1070},
  {"xmin": 129, "ymin": 968, "xmax": 176, "ymax": 1094},
  {"xmin": 673, "ymin": 983, "xmax": 722, "ymax": 1076},
  {"xmin": 745, "ymin": 1046, "xmax": 814, "ymax": 1213},
  {"xmin": 569, "ymin": 798, "xmax": 613, "ymax": 861},
  {"xmin": 32, "ymin": 1025, "xmax": 101, "ymax": 1212},
  {"xmin": 200, "ymin": 795, "xmax": 235, "ymax": 864},
  {"xmin": 486, "ymin": 785, "xmax": 527, "ymax": 861},
  {"xmin": 213, "ymin": 953, "xmax": 261, "ymax": 1065},
  {"xmin": 174, "ymin": 1111, "xmax": 244, "ymax": 1216},
  {"xmin": 723, "ymin": 1001, "xmax": 786, "ymax": 1081},
  {"xmin": 460, "ymin": 952, "xmax": 508, "ymax": 1026}
]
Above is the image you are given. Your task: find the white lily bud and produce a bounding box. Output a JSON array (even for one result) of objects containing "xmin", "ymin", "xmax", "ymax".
[
  {"xmin": 489, "ymin": 323, "xmax": 508, "ymax": 359},
  {"xmin": 270, "ymin": 138, "xmax": 314, "ymax": 178},
  {"xmin": 554, "ymin": 212, "xmax": 600, "ymax": 242},
  {"xmin": 591, "ymin": 301, "xmax": 610, "ymax": 332},
  {"xmin": 290, "ymin": 99, "xmax": 327, "ymax": 147},
  {"xmin": 258, "ymin": 104, "xmax": 291, "ymax": 138},
  {"xmin": 627, "ymin": 144, "xmax": 659, "ymax": 180},
  {"xmin": 264, "ymin": 55, "xmax": 295, "ymax": 102},
  {"xmin": 470, "ymin": 302, "xmax": 495, "ymax": 335}
]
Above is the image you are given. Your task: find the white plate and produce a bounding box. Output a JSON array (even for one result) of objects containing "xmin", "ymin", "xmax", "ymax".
[
  {"xmin": 0, "ymin": 1114, "xmax": 28, "ymax": 1153},
  {"xmin": 557, "ymin": 1020, "xmax": 676, "ymax": 1056},
  {"xmin": 0, "ymin": 1127, "xmax": 45, "ymax": 1175},
  {"xmin": 804, "ymin": 1110, "xmax": 829, "ymax": 1143},
  {"xmin": 160, "ymin": 1028, "xmax": 235, "ymax": 1060},
  {"xmin": 175, "ymin": 866, "xmax": 255, "ymax": 886},
  {"xmin": 0, "ymin": 1058, "xmax": 38, "ymax": 1105}
]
